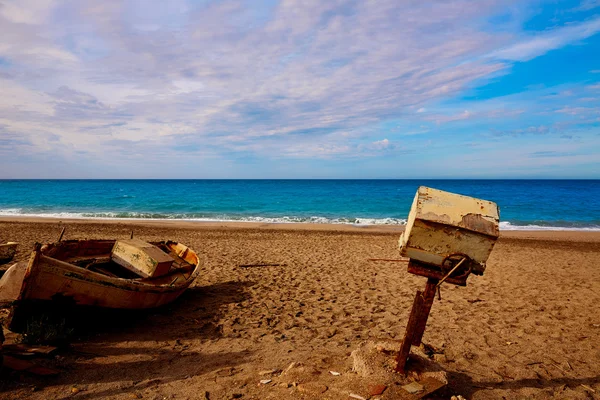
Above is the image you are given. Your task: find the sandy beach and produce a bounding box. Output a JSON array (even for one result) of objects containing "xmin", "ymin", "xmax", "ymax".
[{"xmin": 0, "ymin": 218, "xmax": 599, "ymax": 399}]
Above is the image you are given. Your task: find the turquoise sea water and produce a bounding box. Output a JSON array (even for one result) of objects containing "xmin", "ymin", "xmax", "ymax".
[{"xmin": 0, "ymin": 180, "xmax": 599, "ymax": 230}]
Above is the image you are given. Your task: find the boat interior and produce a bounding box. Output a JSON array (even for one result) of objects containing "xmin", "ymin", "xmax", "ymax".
[{"xmin": 40, "ymin": 240, "xmax": 197, "ymax": 284}]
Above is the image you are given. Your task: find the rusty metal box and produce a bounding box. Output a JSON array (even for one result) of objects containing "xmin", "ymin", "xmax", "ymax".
[
  {"xmin": 111, "ymin": 239, "xmax": 173, "ymax": 278},
  {"xmin": 399, "ymin": 186, "xmax": 499, "ymax": 275}
]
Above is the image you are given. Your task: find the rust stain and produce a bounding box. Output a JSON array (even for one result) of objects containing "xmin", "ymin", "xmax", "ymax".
[{"xmin": 459, "ymin": 213, "xmax": 499, "ymax": 237}]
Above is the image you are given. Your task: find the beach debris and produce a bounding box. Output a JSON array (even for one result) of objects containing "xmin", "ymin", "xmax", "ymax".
[
  {"xmin": 258, "ymin": 369, "xmax": 279, "ymax": 376},
  {"xmin": 239, "ymin": 263, "xmax": 286, "ymax": 268},
  {"xmin": 297, "ymin": 383, "xmax": 328, "ymax": 395},
  {"xmin": 349, "ymin": 394, "xmax": 366, "ymax": 400},
  {"xmin": 216, "ymin": 367, "xmax": 237, "ymax": 377},
  {"xmin": 112, "ymin": 239, "xmax": 174, "ymax": 278},
  {"xmin": 368, "ymin": 384, "xmax": 387, "ymax": 396},
  {"xmin": 402, "ymin": 382, "xmax": 424, "ymax": 394},
  {"xmin": 451, "ymin": 396, "xmax": 467, "ymax": 400},
  {"xmin": 581, "ymin": 384, "xmax": 596, "ymax": 393},
  {"xmin": 5, "ymin": 239, "xmax": 202, "ymax": 333},
  {"xmin": 351, "ymin": 339, "xmax": 448, "ymax": 398},
  {"xmin": 259, "ymin": 379, "xmax": 272, "ymax": 385},
  {"xmin": 283, "ymin": 361, "xmax": 301, "ymax": 373},
  {"xmin": 467, "ymin": 298, "xmax": 484, "ymax": 304},
  {"xmin": 367, "ymin": 258, "xmax": 409, "ymax": 262},
  {"xmin": 329, "ymin": 370, "xmax": 341, "ymax": 376},
  {"xmin": 0, "ymin": 241, "xmax": 18, "ymax": 265},
  {"xmin": 395, "ymin": 187, "xmax": 499, "ymax": 373}
]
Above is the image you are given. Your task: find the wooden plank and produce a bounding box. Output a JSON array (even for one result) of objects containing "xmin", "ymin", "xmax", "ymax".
[{"xmin": 111, "ymin": 239, "xmax": 173, "ymax": 278}]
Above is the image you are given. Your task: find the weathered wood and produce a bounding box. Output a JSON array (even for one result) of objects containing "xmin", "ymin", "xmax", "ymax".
[
  {"xmin": 111, "ymin": 239, "xmax": 174, "ymax": 278},
  {"xmin": 399, "ymin": 186, "xmax": 499, "ymax": 276},
  {"xmin": 57, "ymin": 227, "xmax": 66, "ymax": 242},
  {"xmin": 6, "ymin": 240, "xmax": 202, "ymax": 333}
]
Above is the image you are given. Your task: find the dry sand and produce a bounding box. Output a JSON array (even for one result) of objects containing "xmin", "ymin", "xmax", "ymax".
[{"xmin": 0, "ymin": 218, "xmax": 599, "ymax": 399}]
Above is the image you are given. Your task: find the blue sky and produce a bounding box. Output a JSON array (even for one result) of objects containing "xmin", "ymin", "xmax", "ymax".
[{"xmin": 0, "ymin": 0, "xmax": 599, "ymax": 178}]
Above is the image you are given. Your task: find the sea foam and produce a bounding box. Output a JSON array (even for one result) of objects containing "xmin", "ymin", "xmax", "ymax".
[{"xmin": 1, "ymin": 208, "xmax": 599, "ymax": 230}]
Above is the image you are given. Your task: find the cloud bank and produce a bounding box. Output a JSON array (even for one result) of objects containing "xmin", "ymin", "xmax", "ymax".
[{"xmin": 0, "ymin": 0, "xmax": 599, "ymax": 177}]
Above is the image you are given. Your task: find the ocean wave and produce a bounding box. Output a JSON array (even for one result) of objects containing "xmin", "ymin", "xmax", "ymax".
[
  {"xmin": 1, "ymin": 208, "xmax": 599, "ymax": 230},
  {"xmin": 499, "ymin": 221, "xmax": 600, "ymax": 231},
  {"xmin": 0, "ymin": 208, "xmax": 407, "ymax": 226}
]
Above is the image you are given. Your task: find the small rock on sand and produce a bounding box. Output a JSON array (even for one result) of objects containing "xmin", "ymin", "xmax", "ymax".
[
  {"xmin": 369, "ymin": 384, "xmax": 387, "ymax": 396},
  {"xmin": 297, "ymin": 383, "xmax": 328, "ymax": 395},
  {"xmin": 402, "ymin": 382, "xmax": 424, "ymax": 394},
  {"xmin": 258, "ymin": 369, "xmax": 278, "ymax": 376}
]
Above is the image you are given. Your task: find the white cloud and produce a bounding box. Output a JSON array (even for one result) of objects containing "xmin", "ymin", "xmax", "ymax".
[
  {"xmin": 0, "ymin": 0, "xmax": 598, "ymax": 176},
  {"xmin": 426, "ymin": 110, "xmax": 473, "ymax": 124},
  {"xmin": 490, "ymin": 16, "xmax": 600, "ymax": 61},
  {"xmin": 0, "ymin": 0, "xmax": 56, "ymax": 24},
  {"xmin": 572, "ymin": 0, "xmax": 600, "ymax": 12},
  {"xmin": 371, "ymin": 138, "xmax": 391, "ymax": 150}
]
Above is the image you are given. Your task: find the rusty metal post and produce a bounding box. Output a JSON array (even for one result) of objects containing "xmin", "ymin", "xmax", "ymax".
[
  {"xmin": 395, "ymin": 278, "xmax": 438, "ymax": 373},
  {"xmin": 412, "ymin": 278, "xmax": 438, "ymax": 345}
]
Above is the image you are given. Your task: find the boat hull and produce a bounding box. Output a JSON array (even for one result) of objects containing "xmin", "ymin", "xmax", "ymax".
[{"xmin": 7, "ymin": 240, "xmax": 202, "ymax": 332}]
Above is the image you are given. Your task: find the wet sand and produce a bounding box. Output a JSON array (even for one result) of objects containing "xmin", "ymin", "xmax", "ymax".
[{"xmin": 0, "ymin": 218, "xmax": 599, "ymax": 399}]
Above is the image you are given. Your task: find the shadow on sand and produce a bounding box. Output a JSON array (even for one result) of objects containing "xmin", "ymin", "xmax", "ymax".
[
  {"xmin": 0, "ymin": 280, "xmax": 256, "ymax": 398},
  {"xmin": 432, "ymin": 370, "xmax": 600, "ymax": 399}
]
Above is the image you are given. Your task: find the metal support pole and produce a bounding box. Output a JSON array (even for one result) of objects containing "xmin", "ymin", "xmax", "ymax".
[{"xmin": 395, "ymin": 277, "xmax": 438, "ymax": 373}]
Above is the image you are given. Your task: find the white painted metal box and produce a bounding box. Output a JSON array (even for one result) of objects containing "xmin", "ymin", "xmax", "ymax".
[
  {"xmin": 399, "ymin": 186, "xmax": 499, "ymax": 275},
  {"xmin": 111, "ymin": 239, "xmax": 174, "ymax": 278}
]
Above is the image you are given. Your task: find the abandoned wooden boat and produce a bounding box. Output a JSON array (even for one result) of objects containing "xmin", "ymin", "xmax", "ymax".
[
  {"xmin": 0, "ymin": 242, "xmax": 18, "ymax": 264},
  {"xmin": 5, "ymin": 239, "xmax": 202, "ymax": 332}
]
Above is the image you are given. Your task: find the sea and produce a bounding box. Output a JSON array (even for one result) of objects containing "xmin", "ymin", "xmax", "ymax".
[{"xmin": 0, "ymin": 180, "xmax": 599, "ymax": 230}]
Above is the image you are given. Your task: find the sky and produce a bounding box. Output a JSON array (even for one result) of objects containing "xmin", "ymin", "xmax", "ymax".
[{"xmin": 0, "ymin": 0, "xmax": 599, "ymax": 179}]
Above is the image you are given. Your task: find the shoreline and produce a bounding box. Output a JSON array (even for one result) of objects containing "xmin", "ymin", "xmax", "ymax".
[
  {"xmin": 0, "ymin": 215, "xmax": 406, "ymax": 233},
  {"xmin": 2, "ymin": 215, "xmax": 600, "ymax": 241}
]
